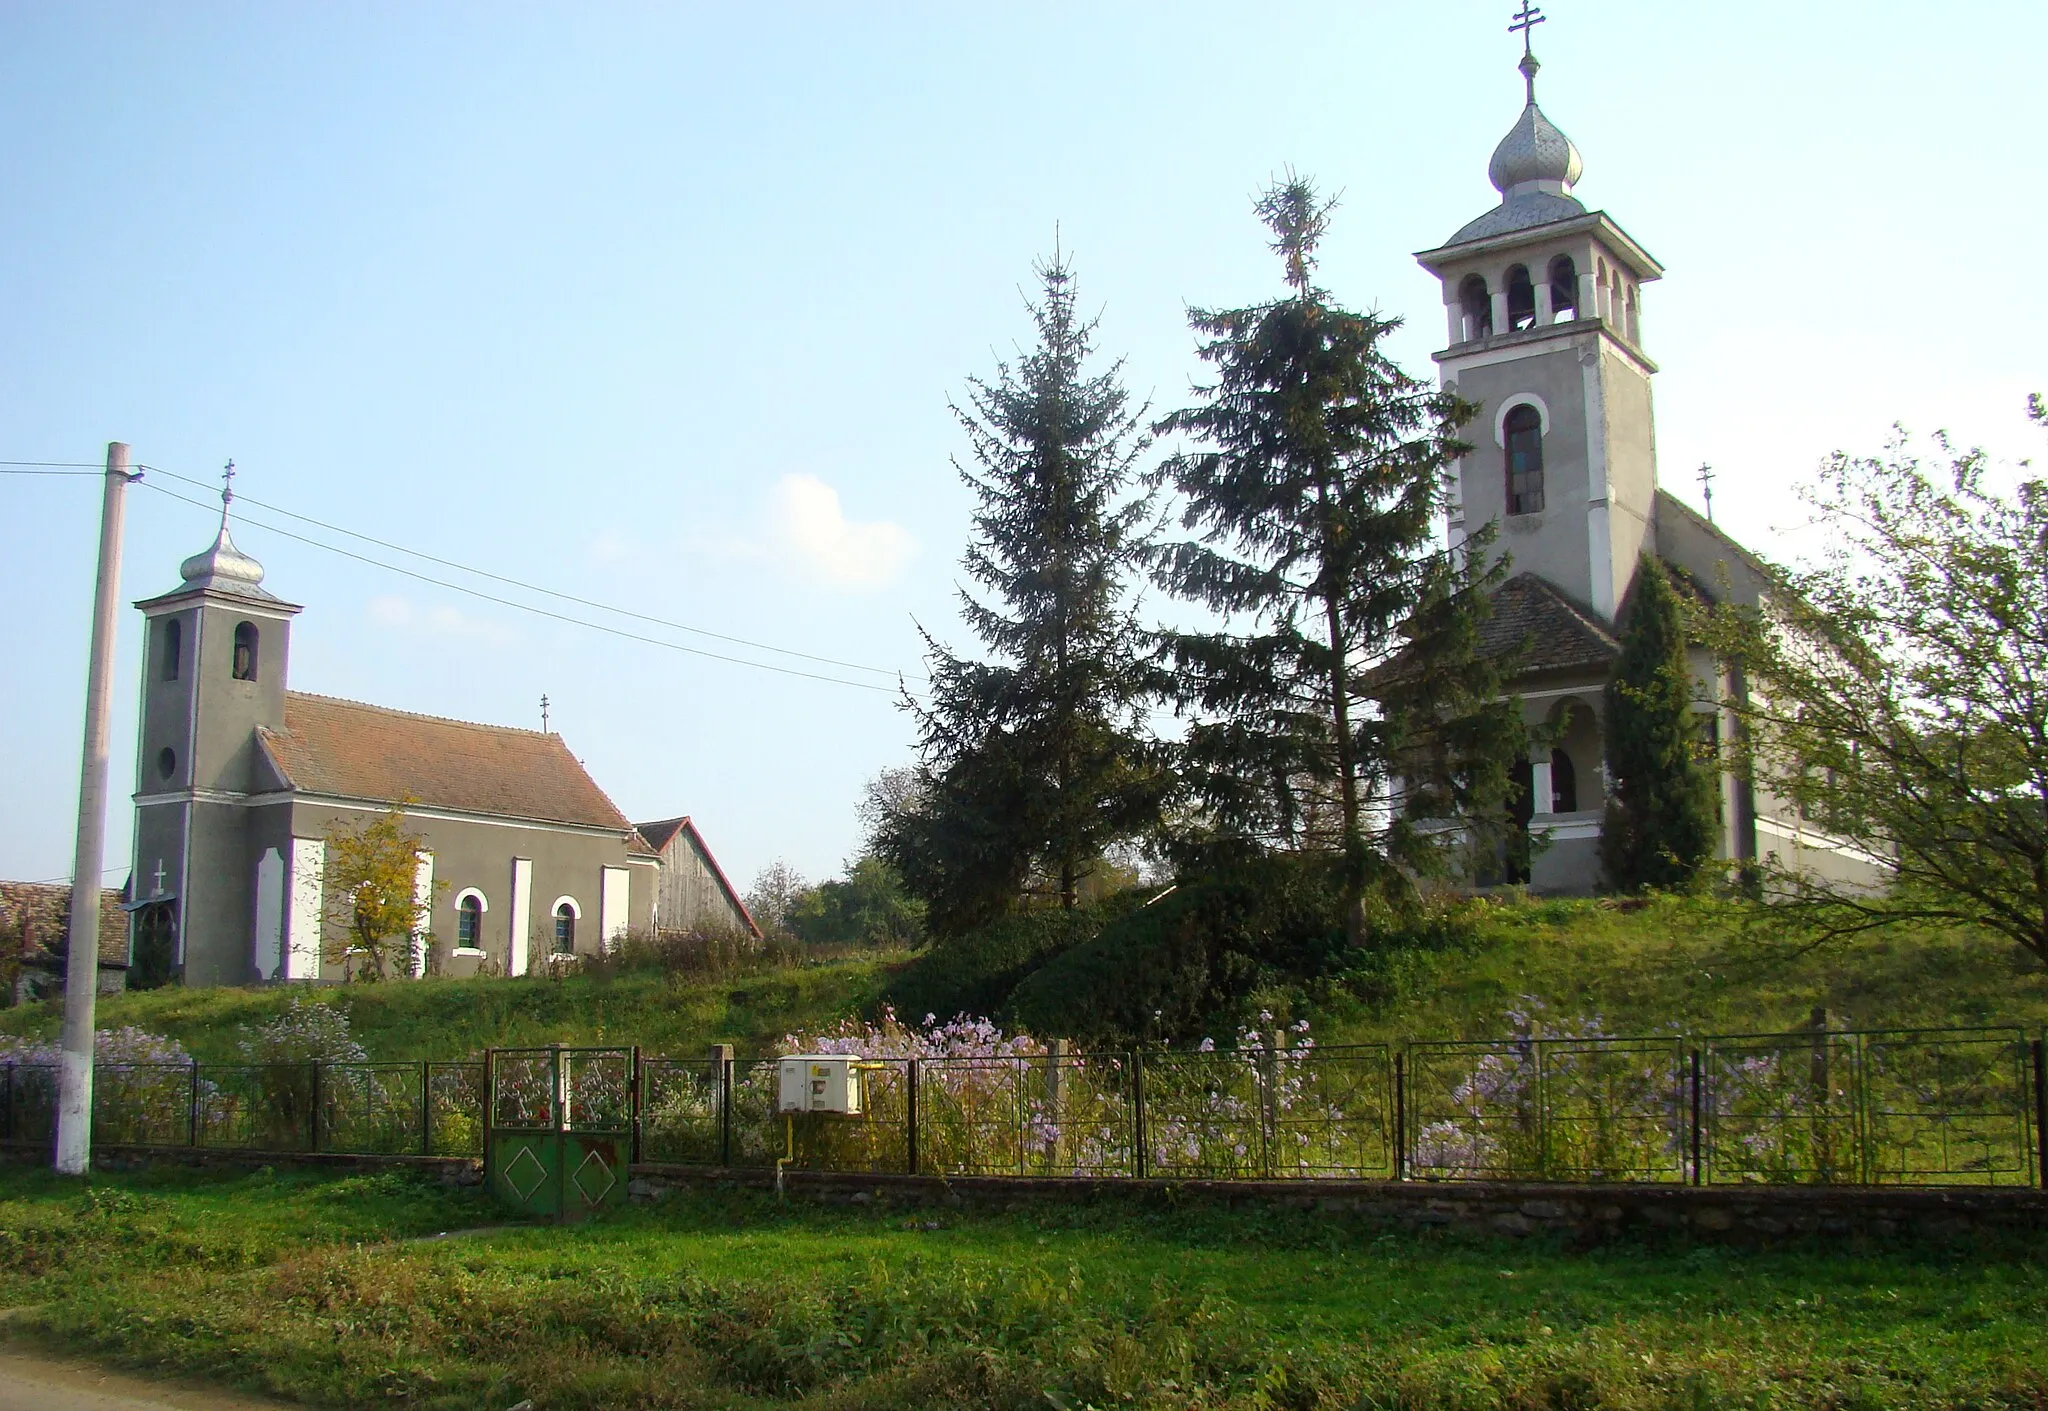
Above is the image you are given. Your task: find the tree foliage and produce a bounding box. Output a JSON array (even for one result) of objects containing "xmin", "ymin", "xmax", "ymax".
[
  {"xmin": 320, "ymin": 804, "xmax": 437, "ymax": 982},
  {"xmin": 1704, "ymin": 403, "xmax": 2048, "ymax": 964},
  {"xmin": 1601, "ymin": 554, "xmax": 1718, "ymax": 891},
  {"xmin": 788, "ymin": 856, "xmax": 925, "ymax": 949},
  {"xmin": 881, "ymin": 252, "xmax": 1164, "ymax": 935},
  {"xmin": 1152, "ymin": 176, "xmax": 1523, "ymax": 942}
]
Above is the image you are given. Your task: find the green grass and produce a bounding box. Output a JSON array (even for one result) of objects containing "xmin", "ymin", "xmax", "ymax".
[
  {"xmin": 0, "ymin": 953, "xmax": 906, "ymax": 1062},
  {"xmin": 1305, "ymin": 895, "xmax": 2048, "ymax": 1046},
  {"xmin": 3, "ymin": 898, "xmax": 2044, "ymax": 1067},
  {"xmin": 0, "ymin": 1162, "xmax": 2044, "ymax": 1409}
]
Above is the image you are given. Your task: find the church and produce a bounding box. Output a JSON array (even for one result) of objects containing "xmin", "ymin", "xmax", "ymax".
[
  {"xmin": 124, "ymin": 499, "xmax": 755, "ymax": 988},
  {"xmin": 1415, "ymin": 20, "xmax": 1874, "ymax": 894}
]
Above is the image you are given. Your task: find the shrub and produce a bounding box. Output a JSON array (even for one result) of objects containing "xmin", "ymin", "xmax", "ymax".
[
  {"xmin": 880, "ymin": 896, "xmax": 1138, "ymax": 1025},
  {"xmin": 236, "ymin": 997, "xmax": 369, "ymax": 1065},
  {"xmin": 1005, "ymin": 855, "xmax": 1347, "ymax": 1043}
]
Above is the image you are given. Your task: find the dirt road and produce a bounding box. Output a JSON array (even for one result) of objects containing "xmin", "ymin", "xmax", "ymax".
[{"xmin": 0, "ymin": 1348, "xmax": 292, "ymax": 1410}]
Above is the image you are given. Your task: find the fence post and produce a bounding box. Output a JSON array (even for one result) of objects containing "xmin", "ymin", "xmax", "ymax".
[
  {"xmin": 1393, "ymin": 1050, "xmax": 1406, "ymax": 1181},
  {"xmin": 481, "ymin": 1049, "xmax": 494, "ymax": 1186},
  {"xmin": 630, "ymin": 1046, "xmax": 643, "ymax": 1166},
  {"xmin": 1258, "ymin": 1045, "xmax": 1277, "ymax": 1180},
  {"xmin": 2032, "ymin": 1038, "xmax": 2047, "ymax": 1191},
  {"xmin": 308, "ymin": 1062, "xmax": 322, "ymax": 1153},
  {"xmin": 716, "ymin": 1050, "xmax": 734, "ymax": 1167},
  {"xmin": 1132, "ymin": 1051, "xmax": 1147, "ymax": 1181},
  {"xmin": 420, "ymin": 1062, "xmax": 432, "ymax": 1157},
  {"xmin": 187, "ymin": 1061, "xmax": 200, "ymax": 1148},
  {"xmin": 906, "ymin": 1058, "xmax": 919, "ymax": 1176},
  {"xmin": 1689, "ymin": 1048, "xmax": 1704, "ymax": 1186},
  {"xmin": 3, "ymin": 1063, "xmax": 13, "ymax": 1142}
]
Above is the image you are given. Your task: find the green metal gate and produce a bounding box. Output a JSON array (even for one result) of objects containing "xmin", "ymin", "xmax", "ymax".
[{"xmin": 485, "ymin": 1046, "xmax": 638, "ymax": 1219}]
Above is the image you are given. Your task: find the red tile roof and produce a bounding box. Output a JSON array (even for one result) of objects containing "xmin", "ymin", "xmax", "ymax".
[
  {"xmin": 258, "ymin": 693, "xmax": 633, "ymax": 831},
  {"xmin": 0, "ymin": 882, "xmax": 129, "ymax": 964},
  {"xmin": 632, "ymin": 815, "xmax": 762, "ymax": 938}
]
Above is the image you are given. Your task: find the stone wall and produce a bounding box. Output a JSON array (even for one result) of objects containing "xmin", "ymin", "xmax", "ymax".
[{"xmin": 629, "ymin": 1163, "xmax": 2048, "ymax": 1245}]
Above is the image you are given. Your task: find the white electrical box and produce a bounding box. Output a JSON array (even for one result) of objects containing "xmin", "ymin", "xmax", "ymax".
[{"xmin": 777, "ymin": 1055, "xmax": 865, "ymax": 1115}]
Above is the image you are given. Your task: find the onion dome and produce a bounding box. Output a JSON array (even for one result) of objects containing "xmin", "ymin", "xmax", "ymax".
[
  {"xmin": 178, "ymin": 522, "xmax": 267, "ymax": 595},
  {"xmin": 1443, "ymin": 52, "xmax": 1587, "ymax": 246}
]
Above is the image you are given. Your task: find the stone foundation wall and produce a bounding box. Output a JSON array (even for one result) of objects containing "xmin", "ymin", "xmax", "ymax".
[{"xmin": 629, "ymin": 1164, "xmax": 2048, "ymax": 1244}]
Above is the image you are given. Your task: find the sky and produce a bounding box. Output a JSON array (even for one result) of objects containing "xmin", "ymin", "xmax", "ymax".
[{"xmin": 2, "ymin": 1, "xmax": 2043, "ymax": 898}]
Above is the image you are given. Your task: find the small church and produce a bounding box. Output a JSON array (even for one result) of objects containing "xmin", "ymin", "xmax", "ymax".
[
  {"xmin": 125, "ymin": 492, "xmax": 756, "ymax": 988},
  {"xmin": 1414, "ymin": 12, "xmax": 1872, "ymax": 894}
]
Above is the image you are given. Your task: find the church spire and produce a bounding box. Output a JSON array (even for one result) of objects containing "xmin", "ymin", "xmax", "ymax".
[
  {"xmin": 1510, "ymin": 0, "xmax": 1546, "ymax": 104},
  {"xmin": 174, "ymin": 457, "xmax": 268, "ymax": 595}
]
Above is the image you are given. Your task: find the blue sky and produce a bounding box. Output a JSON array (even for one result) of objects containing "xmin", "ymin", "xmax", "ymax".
[{"xmin": 3, "ymin": 1, "xmax": 2042, "ymax": 896}]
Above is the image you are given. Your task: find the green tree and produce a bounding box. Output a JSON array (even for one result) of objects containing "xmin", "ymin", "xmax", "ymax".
[
  {"xmin": 1600, "ymin": 554, "xmax": 1719, "ymax": 891},
  {"xmin": 787, "ymin": 856, "xmax": 925, "ymax": 948},
  {"xmin": 320, "ymin": 804, "xmax": 438, "ymax": 982},
  {"xmin": 882, "ymin": 251, "xmax": 1164, "ymax": 934},
  {"xmin": 1705, "ymin": 402, "xmax": 2048, "ymax": 964},
  {"xmin": 1154, "ymin": 176, "xmax": 1523, "ymax": 943}
]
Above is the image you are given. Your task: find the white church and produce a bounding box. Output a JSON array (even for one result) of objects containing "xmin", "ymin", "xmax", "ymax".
[{"xmin": 1416, "ymin": 21, "xmax": 1870, "ymax": 893}]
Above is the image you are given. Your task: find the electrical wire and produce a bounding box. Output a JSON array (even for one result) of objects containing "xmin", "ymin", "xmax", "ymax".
[
  {"xmin": 138, "ymin": 462, "xmax": 924, "ymax": 684},
  {"xmin": 0, "ymin": 460, "xmax": 105, "ymax": 468},
  {"xmin": 0, "ymin": 467, "xmax": 102, "ymax": 477},
  {"xmin": 138, "ymin": 480, "xmax": 912, "ymax": 695}
]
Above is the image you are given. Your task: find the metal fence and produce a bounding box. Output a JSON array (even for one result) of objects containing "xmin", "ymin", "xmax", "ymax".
[
  {"xmin": 5, "ymin": 1026, "xmax": 2045, "ymax": 1189},
  {"xmin": 0, "ymin": 1060, "xmax": 485, "ymax": 1158}
]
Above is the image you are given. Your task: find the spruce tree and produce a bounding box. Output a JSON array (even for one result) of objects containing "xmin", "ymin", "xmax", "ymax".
[
  {"xmin": 881, "ymin": 253, "xmax": 1162, "ymax": 935},
  {"xmin": 1155, "ymin": 177, "xmax": 1524, "ymax": 944},
  {"xmin": 1600, "ymin": 554, "xmax": 1718, "ymax": 891}
]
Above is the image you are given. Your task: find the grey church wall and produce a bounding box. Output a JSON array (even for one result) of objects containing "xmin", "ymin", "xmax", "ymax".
[
  {"xmin": 138, "ymin": 609, "xmax": 195, "ymax": 796},
  {"xmin": 182, "ymin": 799, "xmax": 253, "ymax": 988},
  {"xmin": 286, "ymin": 800, "xmax": 655, "ymax": 979},
  {"xmin": 188, "ymin": 600, "xmax": 293, "ymax": 796},
  {"xmin": 1596, "ymin": 343, "xmax": 1658, "ymax": 615},
  {"xmin": 1450, "ymin": 338, "xmax": 1598, "ymax": 609}
]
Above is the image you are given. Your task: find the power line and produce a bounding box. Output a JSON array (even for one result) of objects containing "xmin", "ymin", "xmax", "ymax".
[
  {"xmin": 0, "ymin": 467, "xmax": 102, "ymax": 477},
  {"xmin": 137, "ymin": 462, "xmax": 926, "ymax": 686},
  {"xmin": 0, "ymin": 460, "xmax": 105, "ymax": 468},
  {"xmin": 139, "ymin": 480, "xmax": 911, "ymax": 695}
]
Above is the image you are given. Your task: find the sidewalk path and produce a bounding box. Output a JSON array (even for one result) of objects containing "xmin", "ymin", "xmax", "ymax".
[{"xmin": 0, "ymin": 1348, "xmax": 293, "ymax": 1410}]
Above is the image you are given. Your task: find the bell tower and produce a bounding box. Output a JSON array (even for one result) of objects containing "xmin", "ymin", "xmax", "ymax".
[
  {"xmin": 130, "ymin": 466, "xmax": 302, "ymax": 986},
  {"xmin": 1414, "ymin": 5, "xmax": 1664, "ymax": 622}
]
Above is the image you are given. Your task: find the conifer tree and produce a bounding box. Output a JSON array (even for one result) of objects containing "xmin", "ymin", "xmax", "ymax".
[
  {"xmin": 1600, "ymin": 554, "xmax": 1718, "ymax": 891},
  {"xmin": 1154, "ymin": 177, "xmax": 1524, "ymax": 944},
  {"xmin": 881, "ymin": 253, "xmax": 1162, "ymax": 935}
]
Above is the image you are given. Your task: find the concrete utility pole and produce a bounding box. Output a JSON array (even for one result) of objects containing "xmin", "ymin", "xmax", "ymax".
[{"xmin": 55, "ymin": 442, "xmax": 136, "ymax": 1176}]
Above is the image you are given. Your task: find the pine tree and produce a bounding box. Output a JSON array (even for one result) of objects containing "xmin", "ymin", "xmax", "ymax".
[
  {"xmin": 881, "ymin": 252, "xmax": 1163, "ymax": 936},
  {"xmin": 1600, "ymin": 554, "xmax": 1718, "ymax": 891},
  {"xmin": 1155, "ymin": 177, "xmax": 1524, "ymax": 943}
]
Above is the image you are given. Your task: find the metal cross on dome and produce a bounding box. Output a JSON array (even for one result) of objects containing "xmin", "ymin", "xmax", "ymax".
[
  {"xmin": 220, "ymin": 459, "xmax": 236, "ymax": 507},
  {"xmin": 1509, "ymin": 0, "xmax": 1547, "ymax": 53}
]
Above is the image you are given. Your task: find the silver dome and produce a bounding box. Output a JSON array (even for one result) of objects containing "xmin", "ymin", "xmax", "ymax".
[
  {"xmin": 176, "ymin": 522, "xmax": 272, "ymax": 598},
  {"xmin": 1487, "ymin": 99, "xmax": 1583, "ymax": 196}
]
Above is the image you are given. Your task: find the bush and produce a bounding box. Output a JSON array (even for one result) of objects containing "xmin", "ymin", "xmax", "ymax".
[
  {"xmin": 576, "ymin": 926, "xmax": 803, "ymax": 984},
  {"xmin": 881, "ymin": 894, "xmax": 1142, "ymax": 1025},
  {"xmin": 1005, "ymin": 855, "xmax": 1349, "ymax": 1043}
]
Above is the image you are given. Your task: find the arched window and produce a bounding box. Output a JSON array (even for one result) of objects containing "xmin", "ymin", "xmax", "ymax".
[
  {"xmin": 232, "ymin": 622, "xmax": 259, "ymax": 681},
  {"xmin": 1548, "ymin": 255, "xmax": 1578, "ymax": 321},
  {"xmin": 1459, "ymin": 274, "xmax": 1492, "ymax": 341},
  {"xmin": 1625, "ymin": 286, "xmax": 1641, "ymax": 344},
  {"xmin": 457, "ymin": 894, "xmax": 483, "ymax": 948},
  {"xmin": 1550, "ymin": 748, "xmax": 1578, "ymax": 813},
  {"xmin": 161, "ymin": 618, "xmax": 182, "ymax": 681},
  {"xmin": 554, "ymin": 902, "xmax": 576, "ymax": 954},
  {"xmin": 1505, "ymin": 265, "xmax": 1536, "ymax": 331},
  {"xmin": 1504, "ymin": 404, "xmax": 1545, "ymax": 515}
]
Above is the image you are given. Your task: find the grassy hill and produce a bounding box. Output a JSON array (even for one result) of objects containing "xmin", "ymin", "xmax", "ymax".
[{"xmin": 2, "ymin": 897, "xmax": 2043, "ymax": 1061}]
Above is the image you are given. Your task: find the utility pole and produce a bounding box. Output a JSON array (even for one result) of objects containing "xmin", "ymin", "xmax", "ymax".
[{"xmin": 56, "ymin": 442, "xmax": 137, "ymax": 1176}]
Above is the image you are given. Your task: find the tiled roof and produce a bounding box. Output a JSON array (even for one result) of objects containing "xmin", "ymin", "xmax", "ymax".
[
  {"xmin": 0, "ymin": 881, "xmax": 129, "ymax": 965},
  {"xmin": 259, "ymin": 693, "xmax": 633, "ymax": 831},
  {"xmin": 635, "ymin": 817, "xmax": 690, "ymax": 853},
  {"xmin": 1480, "ymin": 573, "xmax": 1622, "ymax": 676}
]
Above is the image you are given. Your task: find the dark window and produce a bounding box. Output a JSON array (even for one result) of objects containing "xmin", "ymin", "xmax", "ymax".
[
  {"xmin": 1459, "ymin": 274, "xmax": 1492, "ymax": 341},
  {"xmin": 1506, "ymin": 264, "xmax": 1536, "ymax": 331},
  {"xmin": 232, "ymin": 622, "xmax": 258, "ymax": 681},
  {"xmin": 457, "ymin": 895, "xmax": 482, "ymax": 948},
  {"xmin": 1550, "ymin": 748, "xmax": 1578, "ymax": 812},
  {"xmin": 554, "ymin": 903, "xmax": 576, "ymax": 954},
  {"xmin": 156, "ymin": 747, "xmax": 176, "ymax": 781},
  {"xmin": 1548, "ymin": 255, "xmax": 1578, "ymax": 321},
  {"xmin": 1505, "ymin": 404, "xmax": 1545, "ymax": 515},
  {"xmin": 161, "ymin": 618, "xmax": 182, "ymax": 681}
]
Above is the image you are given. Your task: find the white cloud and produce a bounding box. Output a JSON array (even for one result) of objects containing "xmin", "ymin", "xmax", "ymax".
[
  {"xmin": 367, "ymin": 595, "xmax": 519, "ymax": 646},
  {"xmin": 768, "ymin": 474, "xmax": 915, "ymax": 589}
]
